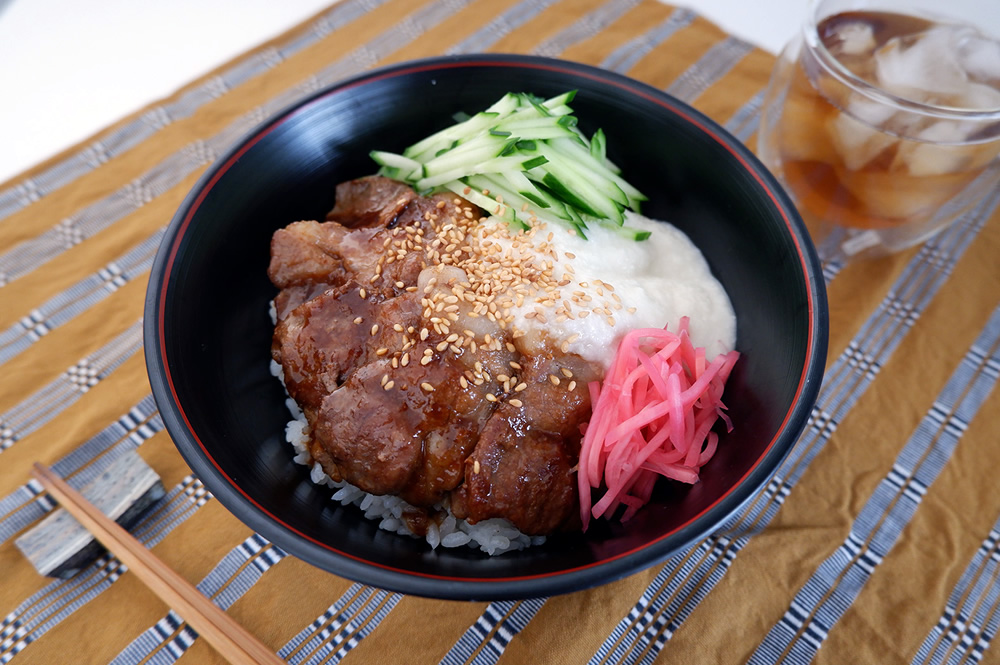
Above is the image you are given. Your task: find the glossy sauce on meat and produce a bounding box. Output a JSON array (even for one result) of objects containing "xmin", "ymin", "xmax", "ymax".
[{"xmin": 269, "ymin": 177, "xmax": 599, "ymax": 535}]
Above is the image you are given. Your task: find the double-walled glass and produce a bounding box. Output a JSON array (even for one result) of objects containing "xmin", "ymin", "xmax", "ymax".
[{"xmin": 758, "ymin": 0, "xmax": 1000, "ymax": 259}]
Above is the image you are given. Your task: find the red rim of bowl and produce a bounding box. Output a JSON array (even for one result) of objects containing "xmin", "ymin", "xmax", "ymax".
[{"xmin": 145, "ymin": 54, "xmax": 828, "ymax": 599}]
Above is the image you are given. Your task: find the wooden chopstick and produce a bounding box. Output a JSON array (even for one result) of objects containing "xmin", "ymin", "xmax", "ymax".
[{"xmin": 31, "ymin": 463, "xmax": 285, "ymax": 665}]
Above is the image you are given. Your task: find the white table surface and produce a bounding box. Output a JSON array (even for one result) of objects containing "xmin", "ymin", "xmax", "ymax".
[{"xmin": 0, "ymin": 0, "xmax": 807, "ymax": 186}]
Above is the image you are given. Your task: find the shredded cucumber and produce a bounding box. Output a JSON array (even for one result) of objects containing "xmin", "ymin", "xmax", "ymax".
[{"xmin": 370, "ymin": 91, "xmax": 649, "ymax": 239}]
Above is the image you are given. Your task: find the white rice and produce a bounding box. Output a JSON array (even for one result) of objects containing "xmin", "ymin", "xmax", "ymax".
[{"xmin": 269, "ymin": 357, "xmax": 545, "ymax": 555}]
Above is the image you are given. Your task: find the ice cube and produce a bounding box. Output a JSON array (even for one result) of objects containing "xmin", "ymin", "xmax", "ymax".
[
  {"xmin": 893, "ymin": 122, "xmax": 966, "ymax": 176},
  {"xmin": 892, "ymin": 121, "xmax": 1000, "ymax": 176},
  {"xmin": 960, "ymin": 82, "xmax": 1000, "ymax": 111},
  {"xmin": 830, "ymin": 21, "xmax": 876, "ymax": 56},
  {"xmin": 875, "ymin": 27, "xmax": 969, "ymax": 101},
  {"xmin": 846, "ymin": 95, "xmax": 897, "ymax": 127},
  {"xmin": 823, "ymin": 19, "xmax": 878, "ymax": 81},
  {"xmin": 826, "ymin": 99, "xmax": 898, "ymax": 170},
  {"xmin": 837, "ymin": 167, "xmax": 966, "ymax": 220},
  {"xmin": 954, "ymin": 29, "xmax": 1000, "ymax": 84}
]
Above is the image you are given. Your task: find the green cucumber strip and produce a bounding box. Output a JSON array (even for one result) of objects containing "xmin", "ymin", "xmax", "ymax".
[
  {"xmin": 546, "ymin": 137, "xmax": 646, "ymax": 209},
  {"xmin": 520, "ymin": 155, "xmax": 548, "ymax": 170},
  {"xmin": 497, "ymin": 139, "xmax": 520, "ymax": 157},
  {"xmin": 486, "ymin": 92, "xmax": 522, "ymax": 115},
  {"xmin": 491, "ymin": 124, "xmax": 576, "ymax": 142},
  {"xmin": 526, "ymin": 97, "xmax": 552, "ymax": 117},
  {"xmin": 519, "ymin": 190, "xmax": 551, "ymax": 209},
  {"xmin": 420, "ymin": 139, "xmax": 507, "ymax": 174},
  {"xmin": 434, "ymin": 142, "xmax": 457, "ymax": 157},
  {"xmin": 531, "ymin": 148, "xmax": 627, "ymax": 221},
  {"xmin": 545, "ymin": 104, "xmax": 573, "ymax": 116},
  {"xmin": 499, "ymin": 170, "xmax": 547, "ymax": 207},
  {"xmin": 416, "ymin": 155, "xmax": 547, "ymax": 190},
  {"xmin": 372, "ymin": 90, "xmax": 649, "ymax": 240},
  {"xmin": 415, "ymin": 167, "xmax": 475, "ymax": 190},
  {"xmin": 589, "ymin": 128, "xmax": 606, "ymax": 161},
  {"xmin": 537, "ymin": 145, "xmax": 627, "ymax": 206},
  {"xmin": 539, "ymin": 172, "xmax": 603, "ymax": 218},
  {"xmin": 500, "ymin": 170, "xmax": 578, "ymax": 221},
  {"xmin": 463, "ymin": 174, "xmax": 583, "ymax": 234},
  {"xmin": 403, "ymin": 111, "xmax": 500, "ymax": 160},
  {"xmin": 597, "ymin": 219, "xmax": 651, "ymax": 241},
  {"xmin": 376, "ymin": 165, "xmax": 401, "ymax": 180},
  {"xmin": 542, "ymin": 90, "xmax": 577, "ymax": 108},
  {"xmin": 493, "ymin": 116, "xmax": 568, "ymax": 131},
  {"xmin": 369, "ymin": 150, "xmax": 422, "ymax": 177}
]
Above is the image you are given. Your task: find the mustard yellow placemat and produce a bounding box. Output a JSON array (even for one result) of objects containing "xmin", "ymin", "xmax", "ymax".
[{"xmin": 2, "ymin": 1, "xmax": 999, "ymax": 663}]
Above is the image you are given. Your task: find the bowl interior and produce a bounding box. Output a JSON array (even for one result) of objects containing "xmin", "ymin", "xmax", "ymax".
[{"xmin": 146, "ymin": 56, "xmax": 825, "ymax": 599}]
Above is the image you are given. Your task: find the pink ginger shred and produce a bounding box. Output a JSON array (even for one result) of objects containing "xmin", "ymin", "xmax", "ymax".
[{"xmin": 578, "ymin": 318, "xmax": 739, "ymax": 531}]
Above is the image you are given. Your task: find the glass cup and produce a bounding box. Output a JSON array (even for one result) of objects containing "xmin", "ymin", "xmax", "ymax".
[{"xmin": 757, "ymin": 0, "xmax": 1000, "ymax": 260}]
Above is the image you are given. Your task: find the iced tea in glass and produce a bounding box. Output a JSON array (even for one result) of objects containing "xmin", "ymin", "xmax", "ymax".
[{"xmin": 757, "ymin": 0, "xmax": 1000, "ymax": 259}]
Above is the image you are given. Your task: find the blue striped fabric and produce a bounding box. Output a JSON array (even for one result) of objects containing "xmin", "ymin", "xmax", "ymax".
[
  {"xmin": 440, "ymin": 599, "xmax": 547, "ymax": 665},
  {"xmin": 0, "ymin": 320, "xmax": 143, "ymax": 453},
  {"xmin": 0, "ymin": 475, "xmax": 211, "ymax": 663},
  {"xmin": 748, "ymin": 304, "xmax": 1000, "ymax": 664},
  {"xmin": 445, "ymin": 0, "xmax": 563, "ymax": 55},
  {"xmin": 277, "ymin": 584, "xmax": 403, "ymax": 665},
  {"xmin": 0, "ymin": 231, "xmax": 162, "ymax": 366},
  {"xmin": 913, "ymin": 523, "xmax": 1000, "ymax": 664},
  {"xmin": 109, "ymin": 534, "xmax": 286, "ymax": 664},
  {"xmin": 600, "ymin": 8, "xmax": 698, "ymax": 73},
  {"xmin": 665, "ymin": 35, "xmax": 755, "ymax": 102},
  {"xmin": 0, "ymin": 556, "xmax": 129, "ymax": 664},
  {"xmin": 531, "ymin": 0, "xmax": 645, "ymax": 56}
]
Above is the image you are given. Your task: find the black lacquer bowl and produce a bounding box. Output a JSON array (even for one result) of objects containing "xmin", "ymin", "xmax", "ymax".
[{"xmin": 144, "ymin": 55, "xmax": 828, "ymax": 600}]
